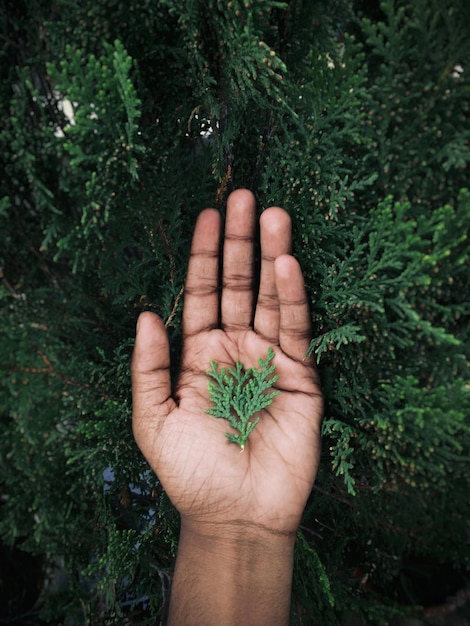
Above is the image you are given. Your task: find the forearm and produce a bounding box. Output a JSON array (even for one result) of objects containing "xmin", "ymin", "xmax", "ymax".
[{"xmin": 167, "ymin": 519, "xmax": 295, "ymax": 626}]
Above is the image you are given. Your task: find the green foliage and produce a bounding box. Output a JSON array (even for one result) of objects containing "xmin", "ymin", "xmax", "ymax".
[
  {"xmin": 357, "ymin": 0, "xmax": 470, "ymax": 210},
  {"xmin": 206, "ymin": 347, "xmax": 280, "ymax": 449},
  {"xmin": 48, "ymin": 39, "xmax": 145, "ymax": 271},
  {"xmin": 1, "ymin": 0, "xmax": 469, "ymax": 623},
  {"xmin": 293, "ymin": 529, "xmax": 335, "ymax": 620}
]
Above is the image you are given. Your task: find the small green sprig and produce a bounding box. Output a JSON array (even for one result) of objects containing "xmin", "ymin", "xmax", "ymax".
[{"xmin": 206, "ymin": 347, "xmax": 280, "ymax": 450}]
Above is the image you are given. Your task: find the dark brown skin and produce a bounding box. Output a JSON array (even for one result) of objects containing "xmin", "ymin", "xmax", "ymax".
[{"xmin": 131, "ymin": 189, "xmax": 323, "ymax": 625}]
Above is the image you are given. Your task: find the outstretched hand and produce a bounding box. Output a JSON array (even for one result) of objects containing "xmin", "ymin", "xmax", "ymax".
[{"xmin": 131, "ymin": 189, "xmax": 323, "ymax": 537}]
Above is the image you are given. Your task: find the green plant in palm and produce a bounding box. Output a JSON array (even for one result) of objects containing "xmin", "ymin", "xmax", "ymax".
[{"xmin": 206, "ymin": 347, "xmax": 279, "ymax": 450}]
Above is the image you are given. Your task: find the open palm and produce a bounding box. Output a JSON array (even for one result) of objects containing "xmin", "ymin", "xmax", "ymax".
[{"xmin": 131, "ymin": 190, "xmax": 323, "ymax": 536}]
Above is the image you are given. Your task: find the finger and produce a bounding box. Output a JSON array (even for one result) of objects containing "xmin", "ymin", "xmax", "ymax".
[
  {"xmin": 183, "ymin": 209, "xmax": 221, "ymax": 337},
  {"xmin": 221, "ymin": 189, "xmax": 256, "ymax": 331},
  {"xmin": 275, "ymin": 255, "xmax": 312, "ymax": 361},
  {"xmin": 131, "ymin": 312, "xmax": 175, "ymax": 434},
  {"xmin": 254, "ymin": 206, "xmax": 292, "ymax": 344}
]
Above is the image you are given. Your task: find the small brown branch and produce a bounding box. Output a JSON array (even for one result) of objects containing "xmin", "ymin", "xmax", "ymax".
[
  {"xmin": 215, "ymin": 163, "xmax": 233, "ymax": 208},
  {"xmin": 0, "ymin": 270, "xmax": 21, "ymax": 298},
  {"xmin": 3, "ymin": 349, "xmax": 117, "ymax": 402},
  {"xmin": 165, "ymin": 285, "xmax": 184, "ymax": 329},
  {"xmin": 158, "ymin": 218, "xmax": 176, "ymax": 283}
]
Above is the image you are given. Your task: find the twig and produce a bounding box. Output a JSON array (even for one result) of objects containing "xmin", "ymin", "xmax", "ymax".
[
  {"xmin": 157, "ymin": 218, "xmax": 176, "ymax": 283},
  {"xmin": 164, "ymin": 285, "xmax": 184, "ymax": 329}
]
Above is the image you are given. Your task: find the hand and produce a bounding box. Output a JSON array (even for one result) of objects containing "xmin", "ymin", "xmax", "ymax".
[
  {"xmin": 132, "ymin": 189, "xmax": 323, "ymax": 536},
  {"xmin": 131, "ymin": 189, "xmax": 323, "ymax": 625}
]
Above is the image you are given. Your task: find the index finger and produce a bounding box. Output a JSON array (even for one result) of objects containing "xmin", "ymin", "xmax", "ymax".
[{"xmin": 182, "ymin": 209, "xmax": 221, "ymax": 337}]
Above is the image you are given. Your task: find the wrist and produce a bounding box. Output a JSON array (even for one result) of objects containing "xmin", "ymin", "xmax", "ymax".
[
  {"xmin": 168, "ymin": 517, "xmax": 295, "ymax": 626},
  {"xmin": 180, "ymin": 514, "xmax": 297, "ymax": 547},
  {"xmin": 178, "ymin": 516, "xmax": 296, "ymax": 580}
]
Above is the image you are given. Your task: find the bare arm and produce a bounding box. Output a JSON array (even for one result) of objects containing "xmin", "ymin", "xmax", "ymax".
[
  {"xmin": 131, "ymin": 189, "xmax": 323, "ymax": 625},
  {"xmin": 168, "ymin": 522, "xmax": 295, "ymax": 625}
]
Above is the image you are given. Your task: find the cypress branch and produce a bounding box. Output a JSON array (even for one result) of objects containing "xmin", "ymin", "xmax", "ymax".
[{"xmin": 206, "ymin": 347, "xmax": 279, "ymax": 450}]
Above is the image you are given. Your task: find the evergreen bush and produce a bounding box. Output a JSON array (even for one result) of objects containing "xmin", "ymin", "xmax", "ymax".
[{"xmin": 1, "ymin": 0, "xmax": 469, "ymax": 623}]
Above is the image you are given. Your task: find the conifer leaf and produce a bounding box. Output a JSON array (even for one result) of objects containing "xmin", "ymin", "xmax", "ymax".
[
  {"xmin": 206, "ymin": 347, "xmax": 279, "ymax": 450},
  {"xmin": 308, "ymin": 324, "xmax": 367, "ymax": 363}
]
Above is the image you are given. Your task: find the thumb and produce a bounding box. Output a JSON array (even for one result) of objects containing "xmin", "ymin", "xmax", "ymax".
[{"xmin": 131, "ymin": 311, "xmax": 175, "ymax": 441}]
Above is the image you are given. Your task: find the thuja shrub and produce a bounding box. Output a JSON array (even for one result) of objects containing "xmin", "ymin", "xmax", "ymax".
[{"xmin": 0, "ymin": 0, "xmax": 468, "ymax": 623}]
